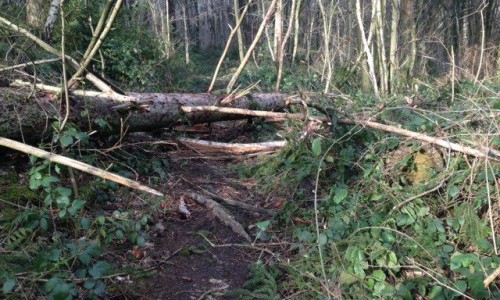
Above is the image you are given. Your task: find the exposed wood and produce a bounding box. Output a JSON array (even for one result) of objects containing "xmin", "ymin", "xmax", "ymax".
[
  {"xmin": 1, "ymin": 87, "xmax": 495, "ymax": 161},
  {"xmin": 178, "ymin": 137, "xmax": 286, "ymax": 154},
  {"xmin": 181, "ymin": 105, "xmax": 310, "ymax": 121},
  {"xmin": 11, "ymin": 80, "xmax": 124, "ymax": 100},
  {"xmin": 0, "ymin": 137, "xmax": 163, "ymax": 196},
  {"xmin": 484, "ymin": 266, "xmax": 500, "ymax": 287},
  {"xmin": 345, "ymin": 118, "xmax": 499, "ymax": 161},
  {"xmin": 183, "ymin": 192, "xmax": 251, "ymax": 242}
]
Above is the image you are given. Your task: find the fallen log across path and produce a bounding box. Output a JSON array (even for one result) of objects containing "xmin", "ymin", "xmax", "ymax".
[{"xmin": 0, "ymin": 87, "xmax": 293, "ymax": 142}]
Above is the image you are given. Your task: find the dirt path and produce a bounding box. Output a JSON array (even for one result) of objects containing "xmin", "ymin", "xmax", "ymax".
[
  {"xmin": 141, "ymin": 157, "xmax": 267, "ymax": 299},
  {"xmin": 130, "ymin": 123, "xmax": 276, "ymax": 299}
]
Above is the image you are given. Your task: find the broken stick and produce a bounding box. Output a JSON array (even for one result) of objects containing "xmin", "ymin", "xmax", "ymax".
[
  {"xmin": 183, "ymin": 191, "xmax": 251, "ymax": 242},
  {"xmin": 0, "ymin": 137, "xmax": 163, "ymax": 196}
]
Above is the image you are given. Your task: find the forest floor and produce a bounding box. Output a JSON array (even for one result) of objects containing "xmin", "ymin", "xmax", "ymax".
[{"xmin": 108, "ymin": 121, "xmax": 282, "ymax": 299}]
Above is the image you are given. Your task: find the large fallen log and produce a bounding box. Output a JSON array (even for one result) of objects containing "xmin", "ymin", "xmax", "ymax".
[{"xmin": 0, "ymin": 87, "xmax": 292, "ymax": 142}]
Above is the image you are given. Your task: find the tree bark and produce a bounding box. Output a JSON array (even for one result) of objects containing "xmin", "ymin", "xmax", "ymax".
[
  {"xmin": 43, "ymin": 0, "xmax": 61, "ymax": 41},
  {"xmin": 0, "ymin": 87, "xmax": 292, "ymax": 142}
]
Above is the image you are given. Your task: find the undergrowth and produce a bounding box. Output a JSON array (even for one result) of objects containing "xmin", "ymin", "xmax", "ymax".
[
  {"xmin": 0, "ymin": 124, "xmax": 169, "ymax": 298},
  {"xmin": 241, "ymin": 82, "xmax": 499, "ymax": 299}
]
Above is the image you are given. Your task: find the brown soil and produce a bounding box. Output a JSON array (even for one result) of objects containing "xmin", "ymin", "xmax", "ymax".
[{"xmin": 109, "ymin": 122, "xmax": 278, "ymax": 299}]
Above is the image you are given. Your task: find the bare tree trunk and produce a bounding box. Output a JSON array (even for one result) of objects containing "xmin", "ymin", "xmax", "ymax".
[
  {"xmin": 291, "ymin": 0, "xmax": 302, "ymax": 64},
  {"xmin": 305, "ymin": 4, "xmax": 315, "ymax": 71},
  {"xmin": 403, "ymin": 0, "xmax": 417, "ymax": 81},
  {"xmin": 226, "ymin": 0, "xmax": 278, "ymax": 93},
  {"xmin": 208, "ymin": 0, "xmax": 253, "ymax": 93},
  {"xmin": 43, "ymin": 0, "xmax": 61, "ymax": 41},
  {"xmin": 274, "ymin": 0, "xmax": 283, "ymax": 61},
  {"xmin": 261, "ymin": 0, "xmax": 276, "ymax": 61},
  {"xmin": 317, "ymin": 0, "xmax": 332, "ymax": 93},
  {"xmin": 234, "ymin": 0, "xmax": 245, "ymax": 63},
  {"xmin": 275, "ymin": 0, "xmax": 297, "ymax": 91},
  {"xmin": 356, "ymin": 0, "xmax": 379, "ymax": 97},
  {"xmin": 388, "ymin": 0, "xmax": 399, "ymax": 93},
  {"xmin": 182, "ymin": 1, "xmax": 190, "ymax": 64},
  {"xmin": 164, "ymin": 0, "xmax": 172, "ymax": 58},
  {"xmin": 374, "ymin": 0, "xmax": 388, "ymax": 95}
]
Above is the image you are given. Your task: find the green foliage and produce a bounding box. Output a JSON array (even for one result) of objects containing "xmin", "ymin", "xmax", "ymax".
[
  {"xmin": 242, "ymin": 88, "xmax": 499, "ymax": 299},
  {"xmin": 225, "ymin": 262, "xmax": 280, "ymax": 299},
  {"xmin": 0, "ymin": 122, "xmax": 163, "ymax": 298}
]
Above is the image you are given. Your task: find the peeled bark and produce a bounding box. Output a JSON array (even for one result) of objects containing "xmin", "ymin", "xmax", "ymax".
[{"xmin": 0, "ymin": 87, "xmax": 291, "ymax": 142}]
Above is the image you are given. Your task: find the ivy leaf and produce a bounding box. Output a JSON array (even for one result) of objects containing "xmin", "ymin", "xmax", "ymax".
[
  {"xmin": 59, "ymin": 134, "xmax": 73, "ymax": 147},
  {"xmin": 68, "ymin": 199, "xmax": 86, "ymax": 216},
  {"xmin": 311, "ymin": 138, "xmax": 322, "ymax": 157},
  {"xmin": 2, "ymin": 278, "xmax": 16, "ymax": 294},
  {"xmin": 442, "ymin": 245, "xmax": 454, "ymax": 253},
  {"xmin": 136, "ymin": 235, "xmax": 146, "ymax": 247},
  {"xmin": 339, "ymin": 271, "xmax": 359, "ymax": 285},
  {"xmin": 372, "ymin": 270, "xmax": 386, "ymax": 282},
  {"xmin": 469, "ymin": 273, "xmax": 488, "ymax": 299},
  {"xmin": 295, "ymin": 229, "xmax": 314, "ymax": 243},
  {"xmin": 428, "ymin": 286, "xmax": 444, "ymax": 299},
  {"xmin": 89, "ymin": 261, "xmax": 111, "ymax": 279},
  {"xmin": 93, "ymin": 280, "xmax": 106, "ymax": 297},
  {"xmin": 256, "ymin": 220, "xmax": 270, "ymax": 231},
  {"xmin": 448, "ymin": 186, "xmax": 460, "ymax": 199},
  {"xmin": 41, "ymin": 175, "xmax": 60, "ymax": 188},
  {"xmin": 453, "ymin": 280, "xmax": 467, "ymax": 293},
  {"xmin": 334, "ymin": 188, "xmax": 348, "ymax": 204},
  {"xmin": 83, "ymin": 280, "xmax": 96, "ymax": 290},
  {"xmin": 318, "ymin": 233, "xmax": 328, "ymax": 246},
  {"xmin": 81, "ymin": 218, "xmax": 91, "ymax": 230}
]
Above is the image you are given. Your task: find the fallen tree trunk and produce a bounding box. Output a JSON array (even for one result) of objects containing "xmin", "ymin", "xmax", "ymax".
[{"xmin": 0, "ymin": 87, "xmax": 292, "ymax": 142}]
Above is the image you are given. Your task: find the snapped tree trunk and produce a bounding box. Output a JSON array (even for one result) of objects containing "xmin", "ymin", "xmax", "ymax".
[{"xmin": 0, "ymin": 87, "xmax": 292, "ymax": 142}]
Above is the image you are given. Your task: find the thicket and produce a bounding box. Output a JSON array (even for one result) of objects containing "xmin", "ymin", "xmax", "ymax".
[{"xmin": 0, "ymin": 0, "xmax": 499, "ymax": 299}]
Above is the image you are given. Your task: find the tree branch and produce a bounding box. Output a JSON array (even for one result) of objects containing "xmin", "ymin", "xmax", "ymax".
[{"xmin": 0, "ymin": 137, "xmax": 163, "ymax": 196}]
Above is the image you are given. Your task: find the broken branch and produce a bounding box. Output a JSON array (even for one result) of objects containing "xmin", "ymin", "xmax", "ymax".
[
  {"xmin": 182, "ymin": 105, "xmax": 497, "ymax": 160},
  {"xmin": 0, "ymin": 137, "xmax": 163, "ymax": 196},
  {"xmin": 178, "ymin": 137, "xmax": 286, "ymax": 154},
  {"xmin": 183, "ymin": 192, "xmax": 251, "ymax": 242}
]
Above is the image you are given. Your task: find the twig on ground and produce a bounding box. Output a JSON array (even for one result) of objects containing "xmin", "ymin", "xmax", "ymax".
[
  {"xmin": 183, "ymin": 192, "xmax": 251, "ymax": 242},
  {"xmin": 405, "ymin": 258, "xmax": 475, "ymax": 300},
  {"xmin": 179, "ymin": 176, "xmax": 274, "ymax": 215},
  {"xmin": 197, "ymin": 233, "xmax": 276, "ymax": 256},
  {"xmin": 196, "ymin": 281, "xmax": 230, "ymax": 300},
  {"xmin": 484, "ymin": 266, "xmax": 500, "ymax": 287},
  {"xmin": 390, "ymin": 181, "xmax": 445, "ymax": 214}
]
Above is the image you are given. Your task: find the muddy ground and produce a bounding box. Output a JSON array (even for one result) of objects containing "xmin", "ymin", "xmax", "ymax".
[{"xmin": 105, "ymin": 122, "xmax": 283, "ymax": 299}]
